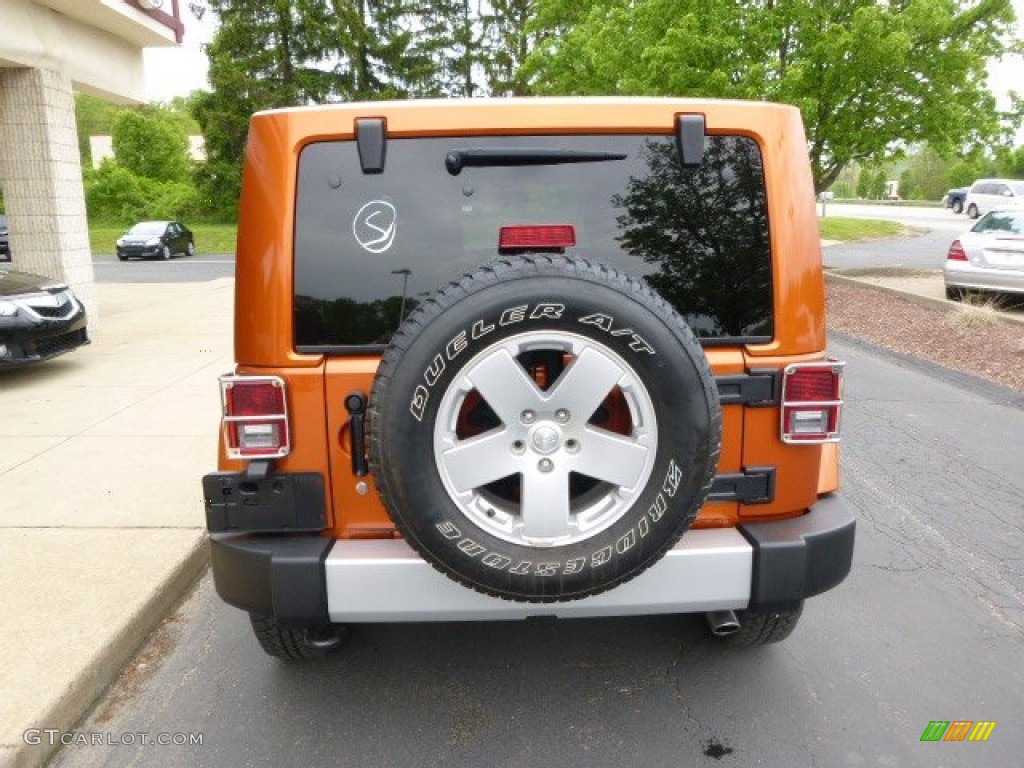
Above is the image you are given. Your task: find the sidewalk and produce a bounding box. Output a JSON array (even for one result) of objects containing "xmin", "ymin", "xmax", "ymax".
[{"xmin": 0, "ymin": 279, "xmax": 233, "ymax": 768}]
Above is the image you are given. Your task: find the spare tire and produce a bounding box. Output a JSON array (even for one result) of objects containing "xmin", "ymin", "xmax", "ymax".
[{"xmin": 369, "ymin": 256, "xmax": 721, "ymax": 602}]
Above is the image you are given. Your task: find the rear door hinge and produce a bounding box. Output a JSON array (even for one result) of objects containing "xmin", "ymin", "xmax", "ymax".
[
  {"xmin": 708, "ymin": 467, "xmax": 776, "ymax": 505},
  {"xmin": 714, "ymin": 370, "xmax": 779, "ymax": 407}
]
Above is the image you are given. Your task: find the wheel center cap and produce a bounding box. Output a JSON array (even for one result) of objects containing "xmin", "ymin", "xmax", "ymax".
[{"xmin": 530, "ymin": 424, "xmax": 561, "ymax": 455}]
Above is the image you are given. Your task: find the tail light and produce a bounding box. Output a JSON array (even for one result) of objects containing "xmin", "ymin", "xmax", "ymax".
[
  {"xmin": 220, "ymin": 375, "xmax": 291, "ymax": 459},
  {"xmin": 946, "ymin": 240, "xmax": 968, "ymax": 261},
  {"xmin": 781, "ymin": 361, "xmax": 844, "ymax": 444},
  {"xmin": 499, "ymin": 224, "xmax": 576, "ymax": 253}
]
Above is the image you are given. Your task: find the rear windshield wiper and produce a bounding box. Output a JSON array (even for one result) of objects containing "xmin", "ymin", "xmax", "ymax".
[{"xmin": 444, "ymin": 148, "xmax": 627, "ymax": 176}]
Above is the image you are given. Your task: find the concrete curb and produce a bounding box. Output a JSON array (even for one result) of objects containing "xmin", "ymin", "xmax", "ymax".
[
  {"xmin": 10, "ymin": 536, "xmax": 209, "ymax": 768},
  {"xmin": 825, "ymin": 271, "xmax": 952, "ymax": 313},
  {"xmin": 12, "ymin": 537, "xmax": 209, "ymax": 768}
]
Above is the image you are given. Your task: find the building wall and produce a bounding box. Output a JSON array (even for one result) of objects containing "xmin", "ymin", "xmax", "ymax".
[
  {"xmin": 0, "ymin": 69, "xmax": 97, "ymax": 321},
  {"xmin": 0, "ymin": 0, "xmax": 182, "ymax": 327}
]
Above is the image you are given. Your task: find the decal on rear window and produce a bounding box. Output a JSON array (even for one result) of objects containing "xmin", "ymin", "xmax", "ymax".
[{"xmin": 352, "ymin": 201, "xmax": 397, "ymax": 253}]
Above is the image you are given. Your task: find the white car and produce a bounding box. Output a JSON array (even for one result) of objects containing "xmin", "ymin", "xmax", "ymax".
[
  {"xmin": 944, "ymin": 209, "xmax": 1024, "ymax": 300},
  {"xmin": 963, "ymin": 178, "xmax": 1024, "ymax": 219}
]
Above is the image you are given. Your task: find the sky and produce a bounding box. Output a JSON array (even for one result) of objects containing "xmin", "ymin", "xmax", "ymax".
[
  {"xmin": 142, "ymin": 3, "xmax": 216, "ymax": 102},
  {"xmin": 145, "ymin": 2, "xmax": 1024, "ymax": 114}
]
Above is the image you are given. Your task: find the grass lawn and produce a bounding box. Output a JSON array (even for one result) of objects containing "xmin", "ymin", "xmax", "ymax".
[
  {"xmin": 818, "ymin": 217, "xmax": 907, "ymax": 242},
  {"xmin": 89, "ymin": 223, "xmax": 238, "ymax": 255}
]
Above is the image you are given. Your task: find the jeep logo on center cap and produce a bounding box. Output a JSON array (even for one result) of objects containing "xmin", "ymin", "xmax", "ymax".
[{"xmin": 353, "ymin": 200, "xmax": 397, "ymax": 253}]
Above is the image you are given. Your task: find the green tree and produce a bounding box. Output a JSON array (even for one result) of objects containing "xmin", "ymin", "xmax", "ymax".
[
  {"xmin": 196, "ymin": 0, "xmax": 433, "ymax": 219},
  {"xmin": 855, "ymin": 167, "xmax": 872, "ymax": 199},
  {"xmin": 112, "ymin": 111, "xmax": 191, "ymax": 182},
  {"xmin": 870, "ymin": 168, "xmax": 888, "ymax": 200},
  {"xmin": 194, "ymin": 0, "xmax": 342, "ymax": 219},
  {"xmin": 84, "ymin": 161, "xmax": 148, "ymax": 222},
  {"xmin": 948, "ymin": 152, "xmax": 1000, "ymax": 186},
  {"xmin": 481, "ymin": 0, "xmax": 537, "ymax": 95},
  {"xmin": 74, "ymin": 94, "xmax": 125, "ymax": 167},
  {"xmin": 996, "ymin": 145, "xmax": 1024, "ymax": 178},
  {"xmin": 526, "ymin": 0, "xmax": 1017, "ymax": 192},
  {"xmin": 898, "ymin": 168, "xmax": 917, "ymax": 200},
  {"xmin": 899, "ymin": 145, "xmax": 953, "ymax": 200},
  {"xmin": 147, "ymin": 180, "xmax": 202, "ymax": 220},
  {"xmin": 143, "ymin": 96, "xmax": 203, "ymax": 135},
  {"xmin": 411, "ymin": 0, "xmax": 482, "ymax": 97}
]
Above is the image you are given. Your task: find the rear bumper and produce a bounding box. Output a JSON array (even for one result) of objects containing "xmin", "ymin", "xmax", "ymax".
[
  {"xmin": 206, "ymin": 478, "xmax": 855, "ymax": 624},
  {"xmin": 944, "ymin": 262, "xmax": 1024, "ymax": 295}
]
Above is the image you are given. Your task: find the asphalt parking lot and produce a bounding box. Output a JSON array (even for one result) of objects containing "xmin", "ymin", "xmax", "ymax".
[{"xmin": 91, "ymin": 253, "xmax": 235, "ymax": 283}]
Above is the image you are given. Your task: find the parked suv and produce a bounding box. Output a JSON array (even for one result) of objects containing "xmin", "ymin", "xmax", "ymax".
[
  {"xmin": 964, "ymin": 178, "xmax": 1024, "ymax": 219},
  {"xmin": 203, "ymin": 99, "xmax": 855, "ymax": 660}
]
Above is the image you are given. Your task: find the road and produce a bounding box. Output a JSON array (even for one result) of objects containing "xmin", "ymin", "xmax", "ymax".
[
  {"xmin": 91, "ymin": 253, "xmax": 235, "ymax": 283},
  {"xmin": 53, "ymin": 336, "xmax": 1024, "ymax": 768},
  {"xmin": 821, "ymin": 203, "xmax": 970, "ymax": 271}
]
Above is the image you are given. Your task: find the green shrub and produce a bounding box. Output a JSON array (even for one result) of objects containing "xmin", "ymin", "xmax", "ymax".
[
  {"xmin": 84, "ymin": 161, "xmax": 147, "ymax": 221},
  {"xmin": 146, "ymin": 180, "xmax": 201, "ymax": 220}
]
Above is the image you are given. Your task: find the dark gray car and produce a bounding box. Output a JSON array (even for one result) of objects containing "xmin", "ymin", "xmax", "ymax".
[
  {"xmin": 116, "ymin": 220, "xmax": 195, "ymax": 261},
  {"xmin": 0, "ymin": 214, "xmax": 10, "ymax": 261},
  {"xmin": 0, "ymin": 268, "xmax": 89, "ymax": 367}
]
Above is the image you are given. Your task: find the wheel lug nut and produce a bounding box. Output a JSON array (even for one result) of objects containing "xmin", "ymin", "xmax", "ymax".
[
  {"xmin": 555, "ymin": 409, "xmax": 570, "ymax": 423},
  {"xmin": 521, "ymin": 410, "xmax": 536, "ymax": 424},
  {"xmin": 538, "ymin": 458, "xmax": 554, "ymax": 473}
]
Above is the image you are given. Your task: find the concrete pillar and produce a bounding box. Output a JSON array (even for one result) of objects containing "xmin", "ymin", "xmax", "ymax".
[{"xmin": 0, "ymin": 67, "xmax": 97, "ymax": 325}]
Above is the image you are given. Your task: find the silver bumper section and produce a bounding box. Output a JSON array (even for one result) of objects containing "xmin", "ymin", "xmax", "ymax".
[{"xmin": 324, "ymin": 528, "xmax": 752, "ymax": 622}]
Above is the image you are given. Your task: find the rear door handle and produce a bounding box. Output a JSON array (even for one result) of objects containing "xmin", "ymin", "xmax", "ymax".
[{"xmin": 345, "ymin": 392, "xmax": 368, "ymax": 476}]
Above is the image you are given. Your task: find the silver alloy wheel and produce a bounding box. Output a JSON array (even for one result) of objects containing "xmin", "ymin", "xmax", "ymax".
[
  {"xmin": 162, "ymin": 245, "xmax": 172, "ymax": 260},
  {"xmin": 433, "ymin": 331, "xmax": 658, "ymax": 547}
]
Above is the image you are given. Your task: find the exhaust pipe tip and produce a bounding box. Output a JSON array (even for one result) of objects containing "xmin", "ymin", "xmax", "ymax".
[{"xmin": 706, "ymin": 609, "xmax": 741, "ymax": 637}]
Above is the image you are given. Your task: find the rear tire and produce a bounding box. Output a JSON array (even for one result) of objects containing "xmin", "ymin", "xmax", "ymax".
[
  {"xmin": 967, "ymin": 203, "xmax": 979, "ymax": 219},
  {"xmin": 248, "ymin": 614, "xmax": 348, "ymax": 661},
  {"xmin": 951, "ymin": 199, "xmax": 963, "ymax": 214},
  {"xmin": 187, "ymin": 240, "xmax": 196, "ymax": 257},
  {"xmin": 716, "ymin": 603, "xmax": 803, "ymax": 647}
]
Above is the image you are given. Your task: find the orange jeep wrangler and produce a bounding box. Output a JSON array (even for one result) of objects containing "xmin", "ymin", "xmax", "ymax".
[{"xmin": 203, "ymin": 98, "xmax": 855, "ymax": 660}]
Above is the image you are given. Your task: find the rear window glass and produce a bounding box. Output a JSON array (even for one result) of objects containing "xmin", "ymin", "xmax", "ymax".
[
  {"xmin": 127, "ymin": 222, "xmax": 167, "ymax": 235},
  {"xmin": 294, "ymin": 134, "xmax": 773, "ymax": 349},
  {"xmin": 974, "ymin": 211, "xmax": 1024, "ymax": 233}
]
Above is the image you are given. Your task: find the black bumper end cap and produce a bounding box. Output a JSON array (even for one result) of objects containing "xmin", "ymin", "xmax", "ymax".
[
  {"xmin": 209, "ymin": 534, "xmax": 332, "ymax": 626},
  {"xmin": 738, "ymin": 493, "xmax": 856, "ymax": 612}
]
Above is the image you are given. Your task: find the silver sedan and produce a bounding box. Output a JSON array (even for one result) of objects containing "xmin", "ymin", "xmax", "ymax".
[{"xmin": 944, "ymin": 209, "xmax": 1024, "ymax": 301}]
